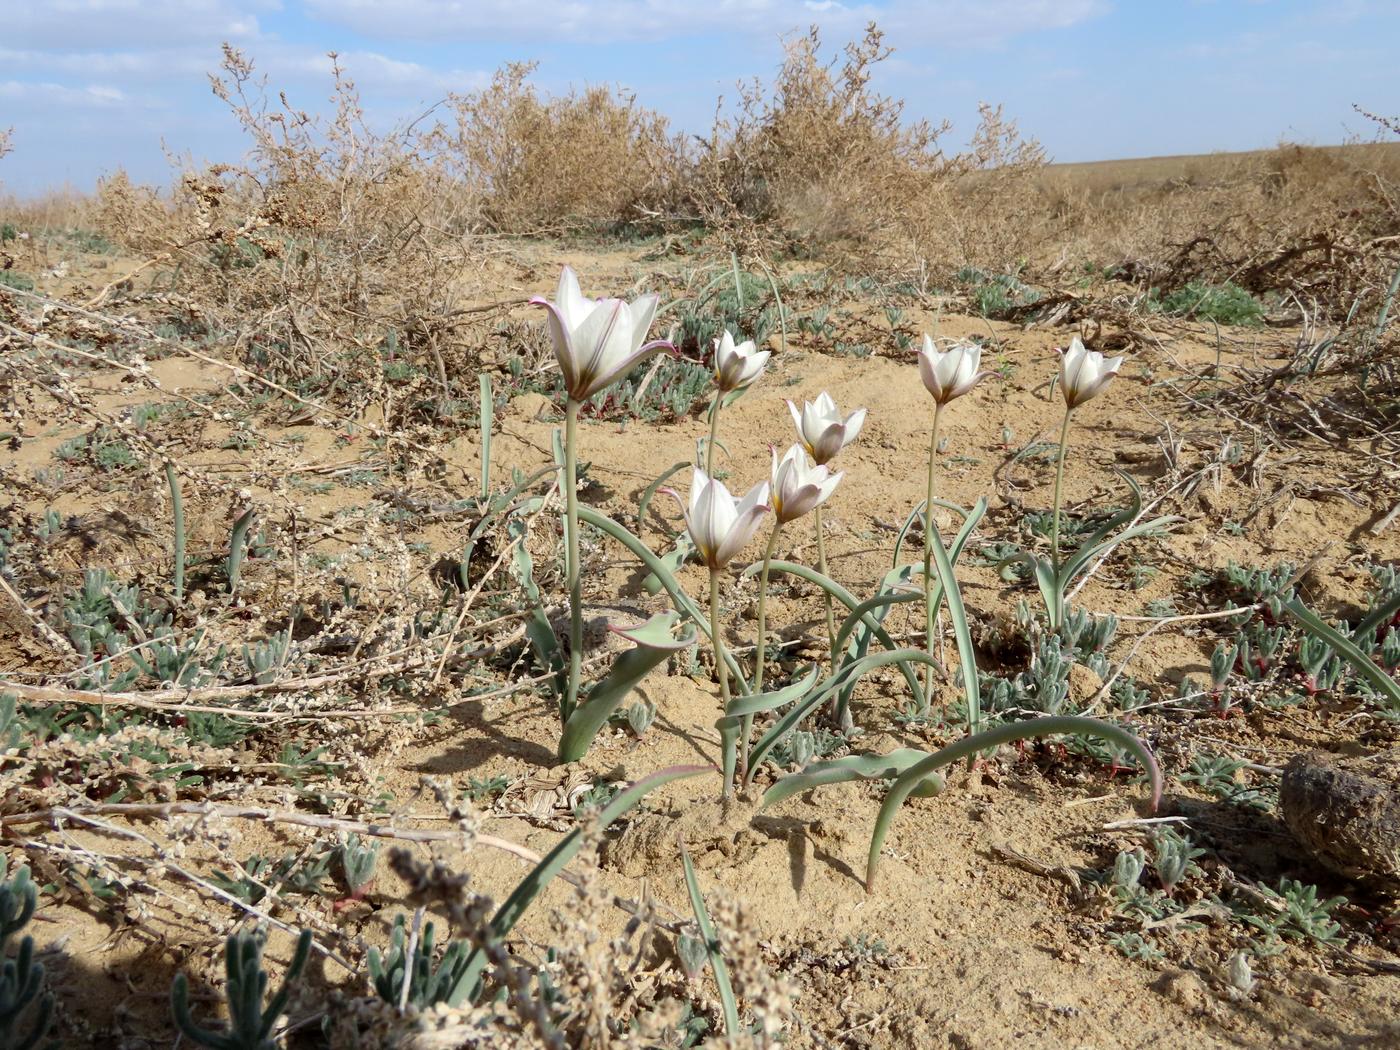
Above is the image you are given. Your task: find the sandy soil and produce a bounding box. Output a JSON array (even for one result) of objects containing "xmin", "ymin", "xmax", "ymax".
[{"xmin": 4, "ymin": 242, "xmax": 1399, "ymax": 1048}]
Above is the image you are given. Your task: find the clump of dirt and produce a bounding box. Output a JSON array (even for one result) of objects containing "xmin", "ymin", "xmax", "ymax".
[{"xmin": 1282, "ymin": 748, "xmax": 1400, "ymax": 889}]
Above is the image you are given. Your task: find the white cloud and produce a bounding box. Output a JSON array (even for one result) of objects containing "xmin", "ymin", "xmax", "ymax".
[
  {"xmin": 0, "ymin": 43, "xmax": 486, "ymax": 100},
  {"xmin": 302, "ymin": 0, "xmax": 1106, "ymax": 45},
  {"xmin": 297, "ymin": 51, "xmax": 490, "ymax": 94},
  {"xmin": 8, "ymin": 1, "xmax": 269, "ymax": 51},
  {"xmin": 0, "ymin": 47, "xmax": 215, "ymax": 78},
  {"xmin": 0, "ymin": 80, "xmax": 134, "ymax": 108}
]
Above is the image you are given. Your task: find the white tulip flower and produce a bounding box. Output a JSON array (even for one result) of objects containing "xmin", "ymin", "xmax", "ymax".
[
  {"xmin": 713, "ymin": 330, "xmax": 770, "ymax": 393},
  {"xmin": 677, "ymin": 468, "xmax": 770, "ymax": 569},
  {"xmin": 786, "ymin": 392, "xmax": 866, "ymax": 466},
  {"xmin": 531, "ymin": 265, "xmax": 672, "ymax": 401},
  {"xmin": 1058, "ymin": 335, "xmax": 1123, "ymax": 409},
  {"xmin": 917, "ymin": 336, "xmax": 991, "ymax": 405},
  {"xmin": 770, "ymin": 444, "xmax": 842, "ymax": 525}
]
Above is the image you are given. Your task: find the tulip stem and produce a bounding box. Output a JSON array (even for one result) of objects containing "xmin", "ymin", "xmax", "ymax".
[
  {"xmin": 1050, "ymin": 408, "xmax": 1074, "ymax": 580},
  {"xmin": 814, "ymin": 504, "xmax": 837, "ymax": 673},
  {"xmin": 739, "ymin": 525, "xmax": 769, "ymax": 779},
  {"xmin": 706, "ymin": 396, "xmax": 722, "ymax": 475},
  {"xmin": 753, "ymin": 522, "xmax": 783, "ymax": 694},
  {"xmin": 563, "ymin": 398, "xmax": 584, "ymax": 721},
  {"xmin": 923, "ymin": 400, "xmax": 945, "ymax": 713},
  {"xmin": 709, "ymin": 568, "xmax": 736, "ymax": 797}
]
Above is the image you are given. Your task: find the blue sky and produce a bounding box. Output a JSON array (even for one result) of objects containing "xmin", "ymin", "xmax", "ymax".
[{"xmin": 1, "ymin": 1, "xmax": 1396, "ymax": 195}]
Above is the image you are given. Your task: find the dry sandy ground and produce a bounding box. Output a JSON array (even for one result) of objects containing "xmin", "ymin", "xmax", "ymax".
[{"xmin": 6, "ymin": 243, "xmax": 1399, "ymax": 1048}]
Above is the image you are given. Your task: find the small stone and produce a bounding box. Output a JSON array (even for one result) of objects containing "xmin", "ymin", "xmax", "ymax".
[
  {"xmin": 1155, "ymin": 969, "xmax": 1208, "ymax": 1013},
  {"xmin": 510, "ymin": 391, "xmax": 553, "ymax": 420},
  {"xmin": 1068, "ymin": 662, "xmax": 1104, "ymax": 700},
  {"xmin": 1281, "ymin": 748, "xmax": 1400, "ymax": 889}
]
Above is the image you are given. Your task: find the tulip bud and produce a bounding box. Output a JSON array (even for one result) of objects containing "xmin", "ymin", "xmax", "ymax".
[
  {"xmin": 712, "ymin": 329, "xmax": 769, "ymax": 393},
  {"xmin": 677, "ymin": 932, "xmax": 708, "ymax": 979},
  {"xmin": 917, "ymin": 336, "xmax": 991, "ymax": 405},
  {"xmin": 770, "ymin": 444, "xmax": 842, "ymax": 525},
  {"xmin": 1057, "ymin": 335, "xmax": 1123, "ymax": 409},
  {"xmin": 673, "ymin": 468, "xmax": 770, "ymax": 569},
  {"xmin": 787, "ymin": 392, "xmax": 866, "ymax": 466},
  {"xmin": 531, "ymin": 265, "xmax": 673, "ymax": 401}
]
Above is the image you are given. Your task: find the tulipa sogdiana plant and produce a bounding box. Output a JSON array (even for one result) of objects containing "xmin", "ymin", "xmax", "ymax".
[
  {"xmin": 746, "ymin": 510, "xmax": 1163, "ymax": 894},
  {"xmin": 1051, "ymin": 336, "xmax": 1123, "ymax": 583},
  {"xmin": 997, "ymin": 338, "xmax": 1176, "ymax": 635},
  {"xmin": 706, "ymin": 329, "xmax": 769, "ymax": 474},
  {"xmin": 755, "ymin": 444, "xmax": 842, "ymax": 696},
  {"xmin": 532, "ymin": 265, "xmax": 673, "ymax": 719},
  {"xmin": 787, "ymin": 392, "xmax": 866, "ymax": 668},
  {"xmin": 916, "ymin": 336, "xmax": 992, "ymax": 718},
  {"xmin": 672, "ymin": 468, "xmax": 771, "ymax": 795}
]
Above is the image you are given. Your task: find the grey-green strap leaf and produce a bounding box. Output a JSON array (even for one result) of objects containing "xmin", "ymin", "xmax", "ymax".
[
  {"xmin": 576, "ymin": 505, "xmax": 748, "ymax": 693},
  {"xmin": 558, "ymin": 613, "xmax": 697, "ymax": 762},
  {"xmin": 740, "ymin": 559, "xmax": 923, "ymax": 702},
  {"xmin": 679, "ymin": 841, "xmax": 740, "ymax": 1037},
  {"xmin": 745, "ymin": 649, "xmax": 940, "ymax": 779},
  {"xmin": 448, "ymin": 763, "xmax": 712, "ymax": 1005},
  {"xmin": 762, "ymin": 748, "xmax": 946, "ymax": 809},
  {"xmin": 866, "ymin": 716, "xmax": 1162, "ymax": 891},
  {"xmin": 1282, "ymin": 598, "xmax": 1400, "ymax": 708},
  {"xmin": 926, "ymin": 512, "xmax": 981, "ymax": 735}
]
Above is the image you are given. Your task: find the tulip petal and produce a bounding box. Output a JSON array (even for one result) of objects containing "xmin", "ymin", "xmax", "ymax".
[
  {"xmin": 570, "ymin": 298, "xmax": 630, "ymax": 397},
  {"xmin": 531, "ymin": 296, "xmax": 582, "ymax": 396},
  {"xmin": 576, "ymin": 338, "xmax": 673, "ymax": 400},
  {"xmin": 557, "ymin": 265, "xmax": 592, "ymax": 330},
  {"xmin": 842, "ymin": 407, "xmax": 867, "ymax": 446},
  {"xmin": 628, "ymin": 293, "xmax": 660, "ymax": 353},
  {"xmin": 714, "ymin": 481, "xmax": 771, "ymax": 567}
]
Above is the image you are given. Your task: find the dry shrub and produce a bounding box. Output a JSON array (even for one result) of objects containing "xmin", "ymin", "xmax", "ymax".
[
  {"xmin": 694, "ymin": 23, "xmax": 1046, "ymax": 281},
  {"xmin": 443, "ymin": 62, "xmax": 691, "ymax": 234},
  {"xmin": 91, "ymin": 46, "xmax": 488, "ymax": 419},
  {"xmin": 90, "ymin": 169, "xmax": 176, "ymax": 255},
  {"xmin": 1035, "ymin": 141, "xmax": 1400, "ymax": 318}
]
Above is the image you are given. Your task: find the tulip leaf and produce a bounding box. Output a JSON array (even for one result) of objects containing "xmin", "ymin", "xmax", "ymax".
[
  {"xmin": 558, "ymin": 613, "xmax": 697, "ymax": 762},
  {"xmin": 1058, "ymin": 514, "xmax": 1181, "ymax": 592},
  {"xmin": 714, "ymin": 386, "xmax": 754, "ymax": 412},
  {"xmin": 761, "ymin": 748, "xmax": 946, "ymax": 809},
  {"xmin": 679, "ymin": 841, "xmax": 740, "ymax": 1037},
  {"xmin": 610, "ymin": 611, "xmax": 696, "ymax": 651},
  {"xmin": 865, "ymin": 716, "xmax": 1162, "ymax": 891},
  {"xmin": 575, "ymin": 505, "xmax": 748, "ymax": 692},
  {"xmin": 479, "ymin": 373, "xmax": 493, "ymax": 500},
  {"xmin": 830, "ymin": 498, "xmax": 985, "ymax": 722},
  {"xmin": 507, "ymin": 515, "xmax": 566, "ymax": 712},
  {"xmin": 1281, "ymin": 598, "xmax": 1400, "ymax": 708},
  {"xmin": 448, "ymin": 763, "xmax": 713, "ymax": 1006},
  {"xmin": 740, "ymin": 560, "xmax": 923, "ymax": 703},
  {"xmin": 1353, "ymin": 589, "xmax": 1400, "ymax": 644},
  {"xmin": 926, "ymin": 511, "xmax": 982, "ymax": 735},
  {"xmin": 642, "ymin": 534, "xmax": 695, "ymax": 596},
  {"xmin": 637, "ymin": 460, "xmax": 692, "ymax": 541},
  {"xmin": 832, "ymin": 578, "xmax": 921, "ymax": 661},
  {"xmin": 716, "ymin": 665, "xmax": 821, "ymax": 727},
  {"xmin": 834, "ymin": 565, "xmax": 918, "ymax": 724},
  {"xmin": 893, "ymin": 497, "xmax": 977, "ymax": 568},
  {"xmin": 745, "ymin": 648, "xmax": 941, "ymax": 780},
  {"xmin": 1073, "ymin": 468, "xmax": 1145, "ymax": 552}
]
